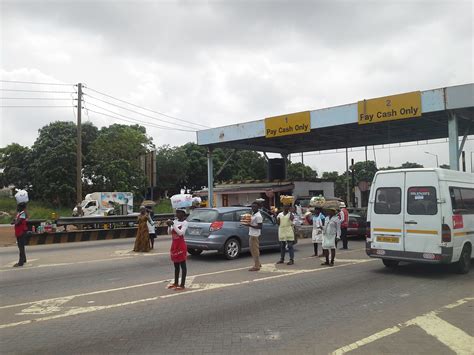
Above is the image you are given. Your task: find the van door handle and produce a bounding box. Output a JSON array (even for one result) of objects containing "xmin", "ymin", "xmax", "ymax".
[{"xmin": 405, "ymin": 220, "xmax": 418, "ymax": 225}]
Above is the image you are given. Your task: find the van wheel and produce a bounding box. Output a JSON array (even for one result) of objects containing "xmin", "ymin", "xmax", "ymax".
[
  {"xmin": 188, "ymin": 248, "xmax": 203, "ymax": 256},
  {"xmin": 224, "ymin": 238, "xmax": 241, "ymax": 260},
  {"xmin": 382, "ymin": 259, "xmax": 399, "ymax": 268},
  {"xmin": 455, "ymin": 245, "xmax": 471, "ymax": 274}
]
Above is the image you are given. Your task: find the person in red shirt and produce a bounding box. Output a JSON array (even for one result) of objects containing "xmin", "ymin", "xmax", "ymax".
[
  {"xmin": 12, "ymin": 202, "xmax": 28, "ymax": 267},
  {"xmin": 338, "ymin": 202, "xmax": 349, "ymax": 250}
]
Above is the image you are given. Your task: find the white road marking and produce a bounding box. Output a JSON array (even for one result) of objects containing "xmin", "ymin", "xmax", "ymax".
[
  {"xmin": 2, "ymin": 259, "xmax": 39, "ymax": 268},
  {"xmin": 17, "ymin": 297, "xmax": 74, "ymax": 316},
  {"xmin": 0, "ymin": 256, "xmax": 134, "ymax": 273},
  {"xmin": 407, "ymin": 313, "xmax": 474, "ymax": 355},
  {"xmin": 0, "ymin": 259, "xmax": 374, "ymax": 328},
  {"xmin": 331, "ymin": 297, "xmax": 474, "ymax": 355}
]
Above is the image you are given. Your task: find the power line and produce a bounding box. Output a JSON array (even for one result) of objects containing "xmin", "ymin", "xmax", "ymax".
[
  {"xmin": 85, "ymin": 107, "xmax": 196, "ymax": 133},
  {"xmin": 0, "ymin": 89, "xmax": 76, "ymax": 93},
  {"xmin": 0, "ymin": 79, "xmax": 73, "ymax": 86},
  {"xmin": 0, "ymin": 97, "xmax": 74, "ymax": 100},
  {"xmin": 84, "ymin": 100, "xmax": 196, "ymax": 132},
  {"xmin": 84, "ymin": 86, "xmax": 210, "ymax": 129},
  {"xmin": 0, "ymin": 105, "xmax": 75, "ymax": 108},
  {"xmin": 84, "ymin": 92, "xmax": 201, "ymax": 131}
]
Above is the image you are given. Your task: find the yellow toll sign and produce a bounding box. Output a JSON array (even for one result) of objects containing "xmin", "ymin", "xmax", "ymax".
[
  {"xmin": 265, "ymin": 111, "xmax": 311, "ymax": 138},
  {"xmin": 358, "ymin": 91, "xmax": 422, "ymax": 125}
]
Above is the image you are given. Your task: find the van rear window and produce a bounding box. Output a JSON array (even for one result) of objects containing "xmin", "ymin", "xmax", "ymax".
[
  {"xmin": 407, "ymin": 187, "xmax": 438, "ymax": 215},
  {"xmin": 187, "ymin": 209, "xmax": 218, "ymax": 223},
  {"xmin": 374, "ymin": 188, "xmax": 401, "ymax": 214}
]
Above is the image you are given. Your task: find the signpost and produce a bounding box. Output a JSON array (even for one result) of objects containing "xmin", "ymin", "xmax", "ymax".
[
  {"xmin": 265, "ymin": 111, "xmax": 311, "ymax": 138},
  {"xmin": 358, "ymin": 91, "xmax": 422, "ymax": 125}
]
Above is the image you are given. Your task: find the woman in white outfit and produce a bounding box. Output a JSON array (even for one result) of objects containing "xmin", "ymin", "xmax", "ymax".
[
  {"xmin": 322, "ymin": 207, "xmax": 341, "ymax": 266},
  {"xmin": 311, "ymin": 207, "xmax": 325, "ymax": 257}
]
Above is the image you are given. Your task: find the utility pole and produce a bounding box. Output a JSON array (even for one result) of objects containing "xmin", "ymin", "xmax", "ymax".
[
  {"xmin": 351, "ymin": 158, "xmax": 356, "ymax": 207},
  {"xmin": 301, "ymin": 152, "xmax": 304, "ymax": 180},
  {"xmin": 76, "ymin": 83, "xmax": 83, "ymax": 208},
  {"xmin": 345, "ymin": 148, "xmax": 350, "ymax": 206}
]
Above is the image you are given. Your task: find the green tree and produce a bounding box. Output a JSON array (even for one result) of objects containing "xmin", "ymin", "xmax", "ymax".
[
  {"xmin": 156, "ymin": 145, "xmax": 188, "ymax": 196},
  {"xmin": 85, "ymin": 124, "xmax": 151, "ymax": 198},
  {"xmin": 321, "ymin": 171, "xmax": 347, "ymax": 199},
  {"xmin": 400, "ymin": 162, "xmax": 424, "ymax": 169},
  {"xmin": 179, "ymin": 143, "xmax": 208, "ymax": 191},
  {"xmin": 353, "ymin": 160, "xmax": 377, "ymax": 184},
  {"xmin": 0, "ymin": 143, "xmax": 31, "ymax": 190},
  {"xmin": 29, "ymin": 121, "xmax": 78, "ymax": 206},
  {"xmin": 287, "ymin": 162, "xmax": 318, "ymax": 181}
]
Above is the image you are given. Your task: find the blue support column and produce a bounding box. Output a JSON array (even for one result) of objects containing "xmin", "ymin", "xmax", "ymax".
[
  {"xmin": 448, "ymin": 112, "xmax": 459, "ymax": 171},
  {"xmin": 207, "ymin": 147, "xmax": 214, "ymax": 207}
]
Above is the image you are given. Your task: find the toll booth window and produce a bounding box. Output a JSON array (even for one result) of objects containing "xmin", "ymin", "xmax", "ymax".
[
  {"xmin": 407, "ymin": 187, "xmax": 437, "ymax": 215},
  {"xmin": 374, "ymin": 188, "xmax": 401, "ymax": 214}
]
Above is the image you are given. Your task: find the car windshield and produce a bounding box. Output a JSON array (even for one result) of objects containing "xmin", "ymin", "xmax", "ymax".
[{"xmin": 187, "ymin": 209, "xmax": 219, "ymax": 223}]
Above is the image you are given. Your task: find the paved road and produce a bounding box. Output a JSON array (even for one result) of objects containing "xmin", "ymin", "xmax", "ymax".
[{"xmin": 0, "ymin": 236, "xmax": 472, "ymax": 354}]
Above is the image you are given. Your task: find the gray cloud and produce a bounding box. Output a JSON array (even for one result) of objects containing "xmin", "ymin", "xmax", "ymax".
[{"xmin": 1, "ymin": 0, "xmax": 473, "ymax": 173}]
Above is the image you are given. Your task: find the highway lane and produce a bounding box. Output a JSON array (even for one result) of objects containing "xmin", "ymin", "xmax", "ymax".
[{"xmin": 0, "ymin": 237, "xmax": 472, "ymax": 354}]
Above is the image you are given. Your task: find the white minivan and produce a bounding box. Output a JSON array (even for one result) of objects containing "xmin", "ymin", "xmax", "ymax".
[{"xmin": 366, "ymin": 168, "xmax": 474, "ymax": 273}]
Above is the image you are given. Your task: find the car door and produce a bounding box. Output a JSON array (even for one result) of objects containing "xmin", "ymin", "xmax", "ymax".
[
  {"xmin": 260, "ymin": 211, "xmax": 279, "ymax": 246},
  {"xmin": 404, "ymin": 172, "xmax": 441, "ymax": 254},
  {"xmin": 234, "ymin": 209, "xmax": 252, "ymax": 249}
]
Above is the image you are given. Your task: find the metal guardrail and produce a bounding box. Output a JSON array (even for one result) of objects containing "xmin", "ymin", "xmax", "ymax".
[{"xmin": 25, "ymin": 213, "xmax": 174, "ymax": 227}]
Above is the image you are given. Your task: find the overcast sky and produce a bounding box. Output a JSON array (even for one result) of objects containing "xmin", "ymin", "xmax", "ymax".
[{"xmin": 1, "ymin": 0, "xmax": 473, "ymax": 174}]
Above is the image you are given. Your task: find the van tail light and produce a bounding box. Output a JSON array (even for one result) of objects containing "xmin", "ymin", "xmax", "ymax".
[
  {"xmin": 366, "ymin": 221, "xmax": 371, "ymax": 239},
  {"xmin": 210, "ymin": 221, "xmax": 224, "ymax": 232},
  {"xmin": 442, "ymin": 224, "xmax": 451, "ymax": 243}
]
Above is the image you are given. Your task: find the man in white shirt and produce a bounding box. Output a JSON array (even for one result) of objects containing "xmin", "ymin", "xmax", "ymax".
[{"xmin": 248, "ymin": 202, "xmax": 263, "ymax": 271}]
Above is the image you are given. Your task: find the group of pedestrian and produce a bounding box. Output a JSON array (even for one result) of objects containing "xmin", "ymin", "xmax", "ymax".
[{"xmin": 310, "ymin": 201, "xmax": 349, "ymax": 266}]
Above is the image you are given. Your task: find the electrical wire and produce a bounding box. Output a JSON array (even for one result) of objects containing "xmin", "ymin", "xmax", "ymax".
[
  {"xmin": 0, "ymin": 105, "xmax": 75, "ymax": 108},
  {"xmin": 0, "ymin": 79, "xmax": 74, "ymax": 86},
  {"xmin": 85, "ymin": 107, "xmax": 196, "ymax": 133},
  {"xmin": 83, "ymin": 100, "xmax": 196, "ymax": 132},
  {"xmin": 84, "ymin": 93, "xmax": 201, "ymax": 131},
  {"xmin": 83, "ymin": 86, "xmax": 210, "ymax": 129},
  {"xmin": 0, "ymin": 89, "xmax": 76, "ymax": 93},
  {"xmin": 0, "ymin": 97, "xmax": 74, "ymax": 100}
]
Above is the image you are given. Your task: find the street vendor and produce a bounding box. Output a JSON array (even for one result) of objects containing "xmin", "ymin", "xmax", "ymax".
[{"xmin": 321, "ymin": 205, "xmax": 341, "ymax": 266}]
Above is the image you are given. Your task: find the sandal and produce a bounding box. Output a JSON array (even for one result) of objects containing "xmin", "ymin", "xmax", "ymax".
[
  {"xmin": 276, "ymin": 260, "xmax": 284, "ymax": 264},
  {"xmin": 166, "ymin": 283, "xmax": 178, "ymax": 289},
  {"xmin": 175, "ymin": 286, "xmax": 185, "ymax": 291},
  {"xmin": 321, "ymin": 262, "xmax": 330, "ymax": 266}
]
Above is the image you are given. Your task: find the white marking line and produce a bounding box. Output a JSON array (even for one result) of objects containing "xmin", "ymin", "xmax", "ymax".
[
  {"xmin": 407, "ymin": 313, "xmax": 474, "ymax": 355},
  {"xmin": 0, "ymin": 256, "xmax": 134, "ymax": 273},
  {"xmin": 0, "ymin": 259, "xmax": 374, "ymax": 329},
  {"xmin": 331, "ymin": 297, "xmax": 474, "ymax": 355},
  {"xmin": 0, "ymin": 265, "xmax": 252, "ymax": 310}
]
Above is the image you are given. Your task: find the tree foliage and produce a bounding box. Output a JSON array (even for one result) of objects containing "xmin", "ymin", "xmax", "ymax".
[
  {"xmin": 85, "ymin": 124, "xmax": 151, "ymax": 198},
  {"xmin": 287, "ymin": 162, "xmax": 317, "ymax": 181},
  {"xmin": 0, "ymin": 143, "xmax": 31, "ymax": 190}
]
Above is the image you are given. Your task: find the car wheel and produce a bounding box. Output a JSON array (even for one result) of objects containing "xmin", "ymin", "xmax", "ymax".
[
  {"xmin": 224, "ymin": 238, "xmax": 241, "ymax": 260},
  {"xmin": 188, "ymin": 248, "xmax": 203, "ymax": 256},
  {"xmin": 382, "ymin": 259, "xmax": 399, "ymax": 268},
  {"xmin": 455, "ymin": 244, "xmax": 471, "ymax": 274}
]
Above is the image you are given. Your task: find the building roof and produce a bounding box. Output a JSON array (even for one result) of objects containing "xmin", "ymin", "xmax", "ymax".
[{"xmin": 196, "ymin": 84, "xmax": 473, "ymax": 154}]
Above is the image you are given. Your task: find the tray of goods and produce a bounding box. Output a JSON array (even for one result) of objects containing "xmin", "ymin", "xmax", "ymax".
[
  {"xmin": 240, "ymin": 213, "xmax": 252, "ymax": 225},
  {"xmin": 280, "ymin": 195, "xmax": 294, "ymax": 206}
]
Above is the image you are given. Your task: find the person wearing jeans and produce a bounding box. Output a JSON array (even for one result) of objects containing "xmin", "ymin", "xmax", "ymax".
[
  {"xmin": 276, "ymin": 204, "xmax": 295, "ymax": 265},
  {"xmin": 247, "ymin": 202, "xmax": 263, "ymax": 271}
]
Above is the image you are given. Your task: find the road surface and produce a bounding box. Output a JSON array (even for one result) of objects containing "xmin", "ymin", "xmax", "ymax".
[{"xmin": 0, "ymin": 236, "xmax": 472, "ymax": 354}]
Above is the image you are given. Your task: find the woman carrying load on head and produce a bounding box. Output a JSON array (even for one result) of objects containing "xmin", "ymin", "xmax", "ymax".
[
  {"xmin": 167, "ymin": 208, "xmax": 188, "ymax": 290},
  {"xmin": 321, "ymin": 205, "xmax": 341, "ymax": 266},
  {"xmin": 276, "ymin": 197, "xmax": 295, "ymax": 265},
  {"xmin": 311, "ymin": 206, "xmax": 325, "ymax": 257}
]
